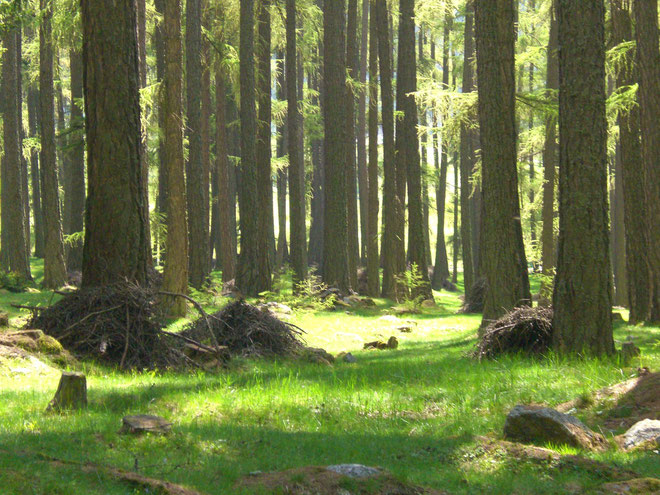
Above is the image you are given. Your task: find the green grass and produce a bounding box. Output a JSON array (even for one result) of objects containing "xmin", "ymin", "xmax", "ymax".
[{"xmin": 0, "ymin": 268, "xmax": 658, "ymax": 494}]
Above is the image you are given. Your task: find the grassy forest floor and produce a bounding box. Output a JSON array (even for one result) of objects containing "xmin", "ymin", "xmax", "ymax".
[{"xmin": 0, "ymin": 259, "xmax": 658, "ymax": 494}]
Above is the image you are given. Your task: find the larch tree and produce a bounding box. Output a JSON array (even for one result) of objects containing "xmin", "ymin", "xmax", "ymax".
[
  {"xmin": 474, "ymin": 0, "xmax": 531, "ymax": 325},
  {"xmin": 40, "ymin": 0, "xmax": 67, "ymax": 289},
  {"xmin": 1, "ymin": 5, "xmax": 31, "ymax": 279},
  {"xmin": 397, "ymin": 0, "xmax": 431, "ymax": 299},
  {"xmin": 552, "ymin": 0, "xmax": 613, "ymax": 354},
  {"xmin": 81, "ymin": 0, "xmax": 149, "ymax": 287},
  {"xmin": 322, "ymin": 0, "xmax": 350, "ymax": 292},
  {"xmin": 367, "ymin": 0, "xmax": 380, "ymax": 297},
  {"xmin": 287, "ymin": 0, "xmax": 308, "ymax": 287},
  {"xmin": 160, "ymin": 0, "xmax": 189, "ymax": 316},
  {"xmin": 633, "ymin": 0, "xmax": 660, "ymax": 323}
]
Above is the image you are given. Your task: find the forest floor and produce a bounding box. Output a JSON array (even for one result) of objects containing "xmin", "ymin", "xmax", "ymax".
[{"xmin": 0, "ymin": 259, "xmax": 658, "ymax": 494}]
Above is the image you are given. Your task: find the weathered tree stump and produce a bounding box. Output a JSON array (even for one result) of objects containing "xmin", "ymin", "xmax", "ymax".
[
  {"xmin": 120, "ymin": 415, "xmax": 172, "ymax": 435},
  {"xmin": 0, "ymin": 312, "xmax": 9, "ymax": 326},
  {"xmin": 46, "ymin": 372, "xmax": 87, "ymax": 412}
]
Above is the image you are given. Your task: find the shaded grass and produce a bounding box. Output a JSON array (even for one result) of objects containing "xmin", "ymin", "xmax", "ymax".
[{"xmin": 0, "ymin": 270, "xmax": 658, "ymax": 494}]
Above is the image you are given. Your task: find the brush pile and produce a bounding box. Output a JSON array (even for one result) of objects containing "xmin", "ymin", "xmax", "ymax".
[
  {"xmin": 182, "ymin": 300, "xmax": 305, "ymax": 358},
  {"xmin": 474, "ymin": 306, "xmax": 553, "ymax": 360},
  {"xmin": 28, "ymin": 282, "xmax": 183, "ymax": 369}
]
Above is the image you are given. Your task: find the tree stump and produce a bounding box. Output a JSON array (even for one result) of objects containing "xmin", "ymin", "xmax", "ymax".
[
  {"xmin": 0, "ymin": 312, "xmax": 9, "ymax": 326},
  {"xmin": 120, "ymin": 415, "xmax": 172, "ymax": 435},
  {"xmin": 46, "ymin": 372, "xmax": 87, "ymax": 412}
]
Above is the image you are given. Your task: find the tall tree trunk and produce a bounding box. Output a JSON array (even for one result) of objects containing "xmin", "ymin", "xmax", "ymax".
[
  {"xmin": 237, "ymin": 0, "xmax": 271, "ymax": 295},
  {"xmin": 475, "ymin": 0, "xmax": 531, "ymax": 325},
  {"xmin": 346, "ymin": 0, "xmax": 360, "ymax": 288},
  {"xmin": 160, "ymin": 0, "xmax": 189, "ymax": 316},
  {"xmin": 155, "ymin": 0, "xmax": 167, "ymax": 265},
  {"xmin": 553, "ymin": 0, "xmax": 613, "ymax": 354},
  {"xmin": 67, "ymin": 48, "xmax": 85, "ymax": 271},
  {"xmin": 27, "ymin": 73, "xmax": 45, "ymax": 259},
  {"xmin": 612, "ymin": 140, "xmax": 628, "ymax": 307},
  {"xmin": 81, "ymin": 0, "xmax": 148, "ymax": 287},
  {"xmin": 452, "ymin": 153, "xmax": 459, "ymax": 284},
  {"xmin": 358, "ymin": 0, "xmax": 369, "ymax": 264},
  {"xmin": 1, "ymin": 7, "xmax": 31, "ymax": 278},
  {"xmin": 459, "ymin": 2, "xmax": 475, "ymax": 296},
  {"xmin": 201, "ymin": 8, "xmax": 212, "ymax": 269},
  {"xmin": 322, "ymin": 0, "xmax": 350, "ymax": 292},
  {"xmin": 612, "ymin": 0, "xmax": 649, "ymax": 322},
  {"xmin": 186, "ymin": 0, "xmax": 209, "ymax": 288},
  {"xmin": 275, "ymin": 51, "xmax": 289, "ymax": 268},
  {"xmin": 367, "ymin": 0, "xmax": 380, "ymax": 297},
  {"xmin": 397, "ymin": 0, "xmax": 431, "ymax": 299},
  {"xmin": 419, "ymin": 32, "xmax": 431, "ymax": 268},
  {"xmin": 539, "ymin": 0, "xmax": 558, "ymax": 305},
  {"xmin": 633, "ymin": 0, "xmax": 660, "ymax": 323},
  {"xmin": 431, "ymin": 13, "xmax": 452, "ymax": 289},
  {"xmin": 287, "ymin": 0, "xmax": 308, "ymax": 286},
  {"xmin": 376, "ymin": 0, "xmax": 397, "ymax": 298},
  {"xmin": 137, "ymin": 0, "xmax": 151, "ymax": 263},
  {"xmin": 40, "ymin": 0, "xmax": 67, "ymax": 288},
  {"xmin": 17, "ymin": 23, "xmax": 30, "ymax": 265},
  {"xmin": 308, "ymin": 41, "xmax": 324, "ymax": 267}
]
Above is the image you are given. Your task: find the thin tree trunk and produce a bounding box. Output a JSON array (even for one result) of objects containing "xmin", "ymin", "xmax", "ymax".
[
  {"xmin": 275, "ymin": 51, "xmax": 289, "ymax": 268},
  {"xmin": 155, "ymin": 0, "xmax": 167, "ymax": 265},
  {"xmin": 27, "ymin": 73, "xmax": 45, "ymax": 259},
  {"xmin": 67, "ymin": 48, "xmax": 85, "ymax": 271},
  {"xmin": 357, "ymin": 0, "xmax": 369, "ymax": 264},
  {"xmin": 137, "ymin": 0, "xmax": 151, "ymax": 263},
  {"xmin": 367, "ymin": 0, "xmax": 379, "ymax": 297},
  {"xmin": 308, "ymin": 48, "xmax": 324, "ymax": 267},
  {"xmin": 452, "ymin": 153, "xmax": 459, "ymax": 284}
]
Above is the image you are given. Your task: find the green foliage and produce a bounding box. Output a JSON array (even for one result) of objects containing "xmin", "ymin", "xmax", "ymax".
[
  {"xmin": 394, "ymin": 263, "xmax": 426, "ymax": 307},
  {"xmin": 0, "ymin": 269, "xmax": 30, "ymax": 293},
  {"xmin": 63, "ymin": 230, "xmax": 83, "ymax": 249},
  {"xmin": 259, "ymin": 268, "xmax": 337, "ymax": 311}
]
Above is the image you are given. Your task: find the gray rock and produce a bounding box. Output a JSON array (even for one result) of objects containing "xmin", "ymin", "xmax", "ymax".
[
  {"xmin": 622, "ymin": 419, "xmax": 660, "ymax": 450},
  {"xmin": 326, "ymin": 464, "xmax": 381, "ymax": 478},
  {"xmin": 342, "ymin": 352, "xmax": 357, "ymax": 363},
  {"xmin": 504, "ymin": 405, "xmax": 607, "ymax": 451}
]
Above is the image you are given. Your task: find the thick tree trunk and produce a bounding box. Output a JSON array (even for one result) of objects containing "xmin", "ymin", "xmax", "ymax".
[
  {"xmin": 539, "ymin": 1, "xmax": 558, "ymax": 305},
  {"xmin": 553, "ymin": 0, "xmax": 613, "ymax": 355},
  {"xmin": 1, "ymin": 10, "xmax": 31, "ymax": 278},
  {"xmin": 67, "ymin": 48, "xmax": 85, "ymax": 271},
  {"xmin": 475, "ymin": 0, "xmax": 531, "ymax": 326},
  {"xmin": 397, "ymin": 0, "xmax": 431, "ymax": 299},
  {"xmin": 322, "ymin": 0, "xmax": 350, "ymax": 292},
  {"xmin": 633, "ymin": 0, "xmax": 660, "ymax": 323},
  {"xmin": 40, "ymin": 0, "xmax": 67, "ymax": 289},
  {"xmin": 367, "ymin": 0, "xmax": 380, "ymax": 297},
  {"xmin": 81, "ymin": 0, "xmax": 148, "ymax": 288},
  {"xmin": 375, "ymin": 0, "xmax": 397, "ymax": 298},
  {"xmin": 357, "ymin": 0, "xmax": 369, "ymax": 264}
]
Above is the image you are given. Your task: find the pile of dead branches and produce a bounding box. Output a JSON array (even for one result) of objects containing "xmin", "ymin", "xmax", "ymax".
[
  {"xmin": 28, "ymin": 282, "xmax": 184, "ymax": 369},
  {"xmin": 473, "ymin": 306, "xmax": 553, "ymax": 360},
  {"xmin": 182, "ymin": 300, "xmax": 305, "ymax": 358}
]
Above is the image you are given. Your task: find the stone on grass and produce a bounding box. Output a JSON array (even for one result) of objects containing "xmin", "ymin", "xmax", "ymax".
[
  {"xmin": 504, "ymin": 405, "xmax": 607, "ymax": 451},
  {"xmin": 46, "ymin": 372, "xmax": 87, "ymax": 412},
  {"xmin": 120, "ymin": 414, "xmax": 172, "ymax": 435},
  {"xmin": 336, "ymin": 352, "xmax": 357, "ymax": 363},
  {"xmin": 326, "ymin": 464, "xmax": 381, "ymax": 478},
  {"xmin": 622, "ymin": 419, "xmax": 660, "ymax": 450}
]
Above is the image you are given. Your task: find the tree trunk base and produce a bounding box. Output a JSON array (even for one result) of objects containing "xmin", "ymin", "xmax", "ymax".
[{"xmin": 46, "ymin": 372, "xmax": 87, "ymax": 412}]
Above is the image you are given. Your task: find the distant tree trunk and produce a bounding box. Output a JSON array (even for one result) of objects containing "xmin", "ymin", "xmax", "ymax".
[
  {"xmin": 375, "ymin": 0, "xmax": 397, "ymax": 298},
  {"xmin": 155, "ymin": 0, "xmax": 167, "ymax": 265},
  {"xmin": 367, "ymin": 0, "xmax": 380, "ymax": 297},
  {"xmin": 431, "ymin": 13, "xmax": 452, "ymax": 289},
  {"xmin": 160, "ymin": 0, "xmax": 188, "ymax": 316},
  {"xmin": 201, "ymin": 9, "xmax": 212, "ymax": 269},
  {"xmin": 346, "ymin": 0, "xmax": 360, "ymax": 289},
  {"xmin": 397, "ymin": 0, "xmax": 431, "ymax": 299},
  {"xmin": 81, "ymin": 0, "xmax": 148, "ymax": 287},
  {"xmin": 612, "ymin": 0, "xmax": 649, "ymax": 322},
  {"xmin": 27, "ymin": 74, "xmax": 45, "ymax": 259},
  {"xmin": 419, "ymin": 32, "xmax": 431, "ymax": 268},
  {"xmin": 237, "ymin": 0, "xmax": 271, "ymax": 295},
  {"xmin": 137, "ymin": 0, "xmax": 151, "ymax": 263},
  {"xmin": 286, "ymin": 0, "xmax": 308, "ymax": 287},
  {"xmin": 40, "ymin": 0, "xmax": 67, "ymax": 288},
  {"xmin": 552, "ymin": 0, "xmax": 613, "ymax": 354},
  {"xmin": 459, "ymin": 2, "xmax": 475, "ymax": 296},
  {"xmin": 452, "ymin": 153, "xmax": 459, "ymax": 284},
  {"xmin": 274, "ymin": 51, "xmax": 289, "ymax": 268},
  {"xmin": 358, "ymin": 0, "xmax": 369, "ymax": 264},
  {"xmin": 186, "ymin": 0, "xmax": 209, "ymax": 288},
  {"xmin": 1, "ymin": 9, "xmax": 31, "ymax": 278},
  {"xmin": 633, "ymin": 0, "xmax": 660, "ymax": 323},
  {"xmin": 475, "ymin": 0, "xmax": 531, "ymax": 325},
  {"xmin": 322, "ymin": 0, "xmax": 350, "ymax": 292},
  {"xmin": 17, "ymin": 24, "xmax": 30, "ymax": 264},
  {"xmin": 67, "ymin": 48, "xmax": 85, "ymax": 271},
  {"xmin": 227, "ymin": 91, "xmax": 239, "ymax": 264},
  {"xmin": 308, "ymin": 54, "xmax": 324, "ymax": 267},
  {"xmin": 539, "ymin": 1, "xmax": 558, "ymax": 305},
  {"xmin": 612, "ymin": 141, "xmax": 628, "ymax": 308}
]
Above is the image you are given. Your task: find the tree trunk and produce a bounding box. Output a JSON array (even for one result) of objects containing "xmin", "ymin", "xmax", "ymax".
[
  {"xmin": 633, "ymin": 0, "xmax": 660, "ymax": 323},
  {"xmin": 308, "ymin": 53, "xmax": 324, "ymax": 267},
  {"xmin": 475, "ymin": 0, "xmax": 531, "ymax": 325},
  {"xmin": 539, "ymin": 0, "xmax": 558, "ymax": 305},
  {"xmin": 552, "ymin": 0, "xmax": 613, "ymax": 355},
  {"xmin": 452, "ymin": 153, "xmax": 459, "ymax": 284},
  {"xmin": 375, "ymin": 0, "xmax": 397, "ymax": 298},
  {"xmin": 155, "ymin": 0, "xmax": 167, "ymax": 265},
  {"xmin": 67, "ymin": 48, "xmax": 85, "ymax": 271},
  {"xmin": 40, "ymin": 0, "xmax": 67, "ymax": 289},
  {"xmin": 17, "ymin": 24, "xmax": 30, "ymax": 266},
  {"xmin": 137, "ymin": 0, "xmax": 151, "ymax": 265},
  {"xmin": 201, "ymin": 8, "xmax": 212, "ymax": 269},
  {"xmin": 27, "ymin": 76, "xmax": 45, "ymax": 259},
  {"xmin": 1, "ymin": 9, "xmax": 31, "ymax": 278},
  {"xmin": 367, "ymin": 0, "xmax": 380, "ymax": 297},
  {"xmin": 186, "ymin": 0, "xmax": 209, "ymax": 288},
  {"xmin": 397, "ymin": 0, "xmax": 431, "ymax": 299},
  {"xmin": 322, "ymin": 0, "xmax": 350, "ymax": 292},
  {"xmin": 357, "ymin": 0, "xmax": 369, "ymax": 265},
  {"xmin": 46, "ymin": 372, "xmax": 87, "ymax": 412},
  {"xmin": 81, "ymin": 0, "xmax": 148, "ymax": 288}
]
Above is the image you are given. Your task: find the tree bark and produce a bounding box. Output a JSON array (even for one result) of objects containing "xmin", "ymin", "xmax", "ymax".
[
  {"xmin": 67, "ymin": 48, "xmax": 85, "ymax": 271},
  {"xmin": 357, "ymin": 0, "xmax": 369, "ymax": 264},
  {"xmin": 27, "ymin": 73, "xmax": 45, "ymax": 259},
  {"xmin": 367, "ymin": 0, "xmax": 380, "ymax": 297},
  {"xmin": 475, "ymin": 0, "xmax": 531, "ymax": 325},
  {"xmin": 40, "ymin": 0, "xmax": 67, "ymax": 288},
  {"xmin": 633, "ymin": 0, "xmax": 660, "ymax": 323},
  {"xmin": 552, "ymin": 0, "xmax": 613, "ymax": 355},
  {"xmin": 155, "ymin": 0, "xmax": 167, "ymax": 265},
  {"xmin": 81, "ymin": 0, "xmax": 148, "ymax": 288}
]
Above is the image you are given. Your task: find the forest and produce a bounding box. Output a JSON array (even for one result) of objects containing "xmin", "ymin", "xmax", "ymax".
[{"xmin": 0, "ymin": 0, "xmax": 659, "ymax": 493}]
